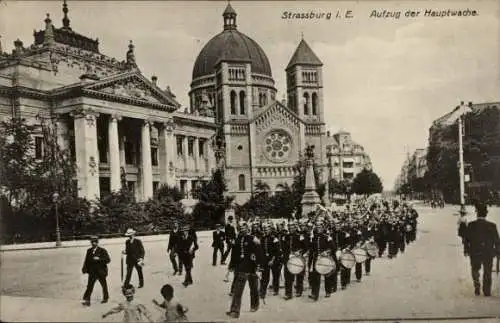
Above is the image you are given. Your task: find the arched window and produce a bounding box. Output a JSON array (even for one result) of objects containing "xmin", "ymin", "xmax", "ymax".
[
  {"xmin": 230, "ymin": 91, "xmax": 237, "ymax": 115},
  {"xmin": 312, "ymin": 93, "xmax": 318, "ymax": 115},
  {"xmin": 239, "ymin": 91, "xmax": 246, "ymax": 115},
  {"xmin": 258, "ymin": 93, "xmax": 263, "ymax": 107},
  {"xmin": 263, "ymin": 93, "xmax": 267, "ymax": 106},
  {"xmin": 238, "ymin": 174, "xmax": 246, "ymax": 191},
  {"xmin": 303, "ymin": 92, "xmax": 309, "ymax": 115}
]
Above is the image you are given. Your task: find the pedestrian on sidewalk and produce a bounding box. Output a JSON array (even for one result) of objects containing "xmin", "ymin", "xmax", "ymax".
[
  {"xmin": 167, "ymin": 222, "xmax": 183, "ymax": 276},
  {"xmin": 81, "ymin": 236, "xmax": 110, "ymax": 306},
  {"xmin": 212, "ymin": 224, "xmax": 226, "ymax": 266},
  {"xmin": 102, "ymin": 284, "xmax": 154, "ymax": 322},
  {"xmin": 152, "ymin": 284, "xmax": 189, "ymax": 322},
  {"xmin": 177, "ymin": 224, "xmax": 198, "ymax": 287},
  {"xmin": 123, "ymin": 228, "xmax": 145, "ymax": 288},
  {"xmin": 464, "ymin": 202, "xmax": 500, "ymax": 296}
]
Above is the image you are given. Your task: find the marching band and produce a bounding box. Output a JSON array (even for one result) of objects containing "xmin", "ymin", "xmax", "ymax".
[{"xmin": 219, "ymin": 198, "xmax": 420, "ymax": 315}]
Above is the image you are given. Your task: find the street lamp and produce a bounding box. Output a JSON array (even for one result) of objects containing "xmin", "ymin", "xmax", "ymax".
[
  {"xmin": 458, "ymin": 101, "xmax": 472, "ymax": 217},
  {"xmin": 52, "ymin": 192, "xmax": 62, "ymax": 247}
]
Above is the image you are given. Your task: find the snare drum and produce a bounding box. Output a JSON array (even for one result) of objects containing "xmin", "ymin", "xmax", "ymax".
[
  {"xmin": 286, "ymin": 254, "xmax": 306, "ymax": 275},
  {"xmin": 315, "ymin": 255, "xmax": 336, "ymax": 276},
  {"xmin": 339, "ymin": 250, "xmax": 356, "ymax": 269},
  {"xmin": 352, "ymin": 247, "xmax": 368, "ymax": 263},
  {"xmin": 365, "ymin": 242, "xmax": 379, "ymax": 258}
]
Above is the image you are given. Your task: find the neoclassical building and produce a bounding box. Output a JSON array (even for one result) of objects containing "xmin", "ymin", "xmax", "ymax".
[{"xmin": 0, "ymin": 2, "xmax": 373, "ymax": 204}]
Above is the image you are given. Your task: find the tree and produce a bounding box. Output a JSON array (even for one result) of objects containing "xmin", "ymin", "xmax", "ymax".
[
  {"xmin": 192, "ymin": 169, "xmax": 233, "ymax": 228},
  {"xmin": 155, "ymin": 185, "xmax": 183, "ymax": 202},
  {"xmin": 0, "ymin": 118, "xmax": 37, "ymax": 206},
  {"xmin": 351, "ymin": 168, "xmax": 383, "ymax": 196}
]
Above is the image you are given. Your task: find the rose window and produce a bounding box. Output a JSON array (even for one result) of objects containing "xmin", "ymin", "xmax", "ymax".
[{"xmin": 264, "ymin": 131, "xmax": 292, "ymax": 163}]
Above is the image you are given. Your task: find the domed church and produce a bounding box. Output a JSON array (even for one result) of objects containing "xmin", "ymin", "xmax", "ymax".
[
  {"xmin": 0, "ymin": 1, "xmax": 372, "ymax": 205},
  {"xmin": 190, "ymin": 3, "xmax": 328, "ymax": 203}
]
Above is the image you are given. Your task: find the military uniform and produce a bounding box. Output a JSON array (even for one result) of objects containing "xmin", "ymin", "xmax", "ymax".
[
  {"xmin": 282, "ymin": 225, "xmax": 308, "ymax": 299},
  {"xmin": 226, "ymin": 225, "xmax": 263, "ymax": 319},
  {"xmin": 308, "ymin": 226, "xmax": 337, "ymax": 300},
  {"xmin": 259, "ymin": 229, "xmax": 281, "ymax": 298}
]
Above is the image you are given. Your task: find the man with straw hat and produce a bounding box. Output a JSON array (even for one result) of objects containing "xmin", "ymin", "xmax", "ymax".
[{"xmin": 123, "ymin": 228, "xmax": 145, "ymax": 288}]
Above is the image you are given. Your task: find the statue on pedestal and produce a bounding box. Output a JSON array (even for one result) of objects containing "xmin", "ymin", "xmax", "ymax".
[{"xmin": 300, "ymin": 145, "xmax": 322, "ymax": 218}]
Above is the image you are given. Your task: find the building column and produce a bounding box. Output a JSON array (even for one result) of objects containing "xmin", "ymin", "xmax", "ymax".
[
  {"xmin": 193, "ymin": 137, "xmax": 200, "ymax": 171},
  {"xmin": 182, "ymin": 135, "xmax": 188, "ymax": 170},
  {"xmin": 141, "ymin": 120, "xmax": 153, "ymax": 200},
  {"xmin": 56, "ymin": 116, "xmax": 68, "ymax": 151},
  {"xmin": 187, "ymin": 180, "xmax": 193, "ymax": 199},
  {"xmin": 160, "ymin": 118, "xmax": 176, "ymax": 187},
  {"xmin": 71, "ymin": 108, "xmax": 100, "ymax": 200},
  {"xmin": 108, "ymin": 114, "xmax": 121, "ymax": 192}
]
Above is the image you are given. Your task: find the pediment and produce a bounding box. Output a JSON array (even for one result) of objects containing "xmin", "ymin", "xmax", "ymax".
[
  {"xmin": 252, "ymin": 101, "xmax": 303, "ymax": 134},
  {"xmin": 83, "ymin": 72, "xmax": 180, "ymax": 109}
]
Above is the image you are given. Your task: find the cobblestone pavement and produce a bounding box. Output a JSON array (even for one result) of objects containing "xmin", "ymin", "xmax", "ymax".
[{"xmin": 1, "ymin": 205, "xmax": 500, "ymax": 322}]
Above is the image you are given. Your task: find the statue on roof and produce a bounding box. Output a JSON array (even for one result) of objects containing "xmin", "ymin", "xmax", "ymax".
[{"xmin": 126, "ymin": 40, "xmax": 137, "ymax": 68}]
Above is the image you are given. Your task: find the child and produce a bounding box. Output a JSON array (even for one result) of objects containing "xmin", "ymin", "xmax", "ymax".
[
  {"xmin": 152, "ymin": 284, "xmax": 189, "ymax": 322},
  {"xmin": 102, "ymin": 284, "xmax": 154, "ymax": 322}
]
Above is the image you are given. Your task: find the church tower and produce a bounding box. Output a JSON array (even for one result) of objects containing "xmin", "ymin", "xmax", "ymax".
[{"xmin": 286, "ymin": 38, "xmax": 324, "ymax": 124}]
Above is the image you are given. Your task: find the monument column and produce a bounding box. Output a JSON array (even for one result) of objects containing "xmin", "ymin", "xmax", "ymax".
[
  {"xmin": 71, "ymin": 108, "xmax": 100, "ymax": 200},
  {"xmin": 301, "ymin": 145, "xmax": 321, "ymax": 217},
  {"xmin": 108, "ymin": 114, "xmax": 122, "ymax": 192},
  {"xmin": 141, "ymin": 120, "xmax": 153, "ymax": 200}
]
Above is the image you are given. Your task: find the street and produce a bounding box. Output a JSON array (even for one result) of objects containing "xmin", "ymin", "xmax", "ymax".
[{"xmin": 1, "ymin": 205, "xmax": 500, "ymax": 322}]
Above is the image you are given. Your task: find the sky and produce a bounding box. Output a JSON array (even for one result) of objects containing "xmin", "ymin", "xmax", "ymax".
[{"xmin": 1, "ymin": 0, "xmax": 499, "ymax": 190}]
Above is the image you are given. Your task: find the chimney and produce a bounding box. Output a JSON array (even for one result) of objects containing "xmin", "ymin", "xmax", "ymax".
[{"xmin": 151, "ymin": 75, "xmax": 157, "ymax": 86}]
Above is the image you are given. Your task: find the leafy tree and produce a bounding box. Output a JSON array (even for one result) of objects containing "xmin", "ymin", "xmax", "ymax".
[
  {"xmin": 0, "ymin": 118, "xmax": 37, "ymax": 206},
  {"xmin": 192, "ymin": 169, "xmax": 234, "ymax": 228},
  {"xmin": 351, "ymin": 168, "xmax": 383, "ymax": 195},
  {"xmin": 155, "ymin": 184, "xmax": 183, "ymax": 202}
]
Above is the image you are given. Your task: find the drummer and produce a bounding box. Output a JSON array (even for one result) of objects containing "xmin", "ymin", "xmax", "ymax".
[
  {"xmin": 308, "ymin": 220, "xmax": 337, "ymax": 301},
  {"xmin": 338, "ymin": 222, "xmax": 352, "ymax": 290},
  {"xmin": 282, "ymin": 221, "xmax": 308, "ymax": 300}
]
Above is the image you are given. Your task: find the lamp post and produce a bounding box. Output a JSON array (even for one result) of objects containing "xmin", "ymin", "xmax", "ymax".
[
  {"xmin": 458, "ymin": 101, "xmax": 472, "ymax": 217},
  {"xmin": 52, "ymin": 192, "xmax": 62, "ymax": 247}
]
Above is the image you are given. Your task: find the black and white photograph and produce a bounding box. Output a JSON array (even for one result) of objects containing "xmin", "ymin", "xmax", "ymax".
[{"xmin": 0, "ymin": 0, "xmax": 499, "ymax": 322}]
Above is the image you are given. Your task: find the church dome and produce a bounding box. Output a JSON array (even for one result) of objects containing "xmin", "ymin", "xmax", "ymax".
[{"xmin": 192, "ymin": 4, "xmax": 272, "ymax": 80}]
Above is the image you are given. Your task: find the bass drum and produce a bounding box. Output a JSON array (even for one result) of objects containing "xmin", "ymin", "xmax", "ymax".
[
  {"xmin": 339, "ymin": 250, "xmax": 356, "ymax": 269},
  {"xmin": 286, "ymin": 254, "xmax": 306, "ymax": 275},
  {"xmin": 405, "ymin": 224, "xmax": 413, "ymax": 232},
  {"xmin": 365, "ymin": 242, "xmax": 379, "ymax": 258},
  {"xmin": 315, "ymin": 256, "xmax": 336, "ymax": 276},
  {"xmin": 352, "ymin": 247, "xmax": 368, "ymax": 263}
]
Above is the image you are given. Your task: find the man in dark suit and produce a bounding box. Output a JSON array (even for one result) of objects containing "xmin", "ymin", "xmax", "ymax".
[
  {"xmin": 178, "ymin": 224, "xmax": 199, "ymax": 287},
  {"xmin": 123, "ymin": 228, "xmax": 145, "ymax": 288},
  {"xmin": 167, "ymin": 222, "xmax": 183, "ymax": 275},
  {"xmin": 212, "ymin": 224, "xmax": 226, "ymax": 266},
  {"xmin": 82, "ymin": 236, "xmax": 110, "ymax": 306},
  {"xmin": 464, "ymin": 203, "xmax": 500, "ymax": 296}
]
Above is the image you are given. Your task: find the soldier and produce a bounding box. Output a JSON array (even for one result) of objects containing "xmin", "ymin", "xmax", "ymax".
[
  {"xmin": 282, "ymin": 222, "xmax": 308, "ymax": 300},
  {"xmin": 212, "ymin": 224, "xmax": 226, "ymax": 266},
  {"xmin": 308, "ymin": 221, "xmax": 337, "ymax": 300},
  {"xmin": 463, "ymin": 203, "xmax": 500, "ymax": 296},
  {"xmin": 221, "ymin": 216, "xmax": 236, "ymax": 265},
  {"xmin": 354, "ymin": 224, "xmax": 366, "ymax": 282},
  {"xmin": 177, "ymin": 225, "xmax": 199, "ymax": 287},
  {"xmin": 226, "ymin": 222, "xmax": 262, "ymax": 319},
  {"xmin": 259, "ymin": 223, "xmax": 281, "ymax": 300},
  {"xmin": 338, "ymin": 223, "xmax": 351, "ymax": 290},
  {"xmin": 123, "ymin": 228, "xmax": 145, "ymax": 288},
  {"xmin": 167, "ymin": 222, "xmax": 182, "ymax": 276}
]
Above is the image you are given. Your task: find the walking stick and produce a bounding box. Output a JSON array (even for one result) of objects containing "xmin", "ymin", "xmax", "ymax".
[{"xmin": 121, "ymin": 251, "xmax": 124, "ymax": 284}]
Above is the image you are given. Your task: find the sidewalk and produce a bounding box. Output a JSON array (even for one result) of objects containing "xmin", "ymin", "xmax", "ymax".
[
  {"xmin": 2, "ymin": 295, "xmax": 499, "ymax": 323},
  {"xmin": 0, "ymin": 231, "xmax": 212, "ymax": 252}
]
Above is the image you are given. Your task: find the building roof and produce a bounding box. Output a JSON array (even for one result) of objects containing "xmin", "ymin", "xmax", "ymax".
[
  {"xmin": 286, "ymin": 39, "xmax": 323, "ymax": 70},
  {"xmin": 191, "ymin": 4, "xmax": 272, "ymax": 80}
]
